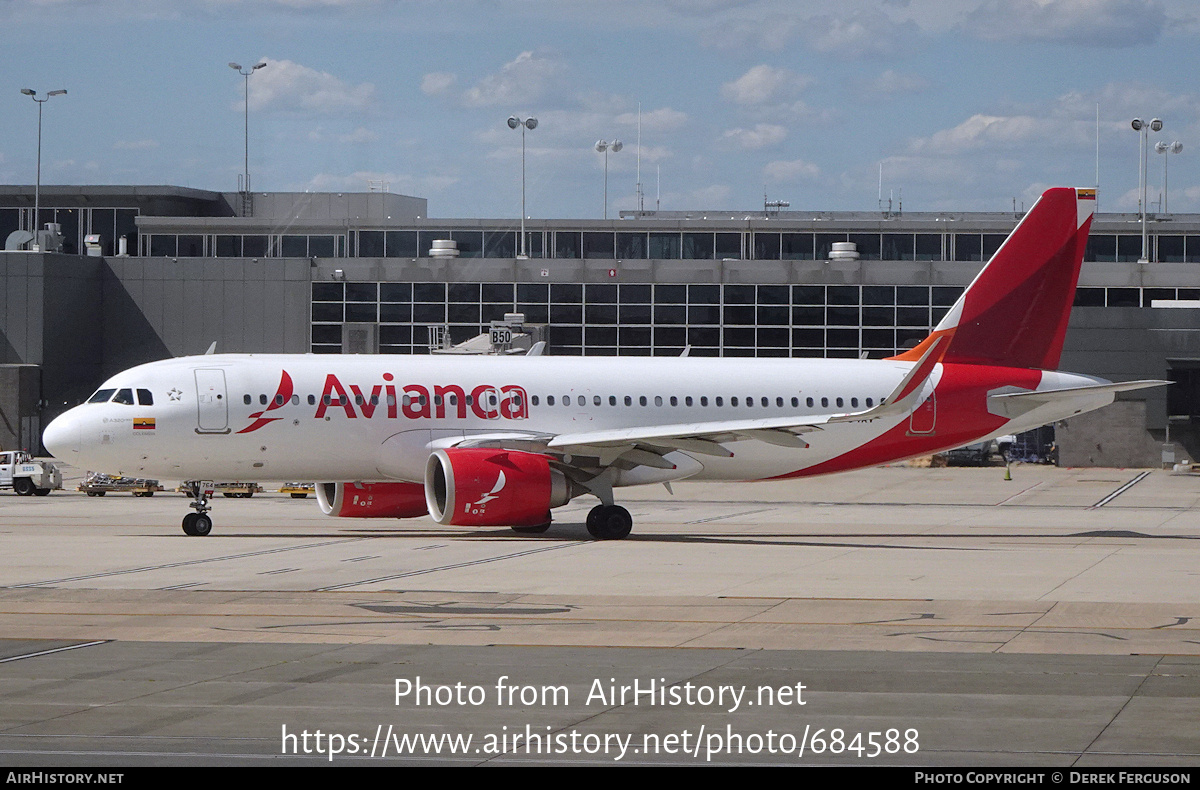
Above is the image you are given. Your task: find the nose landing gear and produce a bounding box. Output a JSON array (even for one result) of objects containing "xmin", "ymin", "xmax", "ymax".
[{"xmin": 181, "ymin": 481, "xmax": 215, "ymax": 536}]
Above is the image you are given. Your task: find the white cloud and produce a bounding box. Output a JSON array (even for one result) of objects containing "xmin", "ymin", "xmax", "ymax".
[
  {"xmin": 721, "ymin": 65, "xmax": 812, "ymax": 105},
  {"xmin": 965, "ymin": 0, "xmax": 1167, "ymax": 46},
  {"xmin": 615, "ymin": 107, "xmax": 689, "ymax": 132},
  {"xmin": 721, "ymin": 124, "xmax": 787, "ymax": 149},
  {"xmin": 462, "ymin": 51, "xmax": 564, "ymax": 108},
  {"xmin": 338, "ymin": 127, "xmax": 378, "ymax": 143},
  {"xmin": 246, "ymin": 58, "xmax": 374, "ymax": 113},
  {"xmin": 764, "ymin": 158, "xmax": 820, "ymax": 181},
  {"xmin": 801, "ymin": 9, "xmax": 921, "ymax": 57},
  {"xmin": 909, "ymin": 114, "xmax": 1043, "ymax": 153},
  {"xmin": 421, "ymin": 72, "xmax": 456, "ymax": 96},
  {"xmin": 114, "ymin": 139, "xmax": 158, "ymax": 150},
  {"xmin": 865, "ymin": 69, "xmax": 928, "ymax": 97},
  {"xmin": 305, "ymin": 170, "xmax": 459, "ymax": 196},
  {"xmin": 680, "ymin": 184, "xmax": 732, "ymax": 207}
]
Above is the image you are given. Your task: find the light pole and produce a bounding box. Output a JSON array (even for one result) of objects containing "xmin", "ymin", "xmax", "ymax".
[
  {"xmin": 229, "ymin": 61, "xmax": 266, "ymax": 208},
  {"xmin": 20, "ymin": 88, "xmax": 67, "ymax": 250},
  {"xmin": 1131, "ymin": 117, "xmax": 1162, "ymax": 263},
  {"xmin": 594, "ymin": 139, "xmax": 623, "ymax": 219},
  {"xmin": 1155, "ymin": 140, "xmax": 1183, "ymax": 214},
  {"xmin": 507, "ymin": 115, "xmax": 537, "ymax": 259}
]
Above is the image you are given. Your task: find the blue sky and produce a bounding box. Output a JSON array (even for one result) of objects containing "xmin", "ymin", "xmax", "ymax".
[{"xmin": 2, "ymin": 0, "xmax": 1198, "ymax": 218}]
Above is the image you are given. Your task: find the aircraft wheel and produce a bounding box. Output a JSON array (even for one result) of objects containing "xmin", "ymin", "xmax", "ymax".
[
  {"xmin": 182, "ymin": 512, "xmax": 213, "ymax": 536},
  {"xmin": 87, "ymin": 490, "xmax": 105, "ymax": 497},
  {"xmin": 290, "ymin": 493, "xmax": 308, "ymax": 499},
  {"xmin": 511, "ymin": 521, "xmax": 551, "ymax": 535},
  {"xmin": 33, "ymin": 488, "xmax": 51, "ymax": 496},
  {"xmin": 222, "ymin": 492, "xmax": 236, "ymax": 498},
  {"xmin": 586, "ymin": 505, "xmax": 633, "ymax": 540},
  {"xmin": 13, "ymin": 478, "xmax": 35, "ymax": 496}
]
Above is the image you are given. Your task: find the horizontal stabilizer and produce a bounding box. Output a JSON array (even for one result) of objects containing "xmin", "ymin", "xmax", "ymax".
[{"xmin": 989, "ymin": 379, "xmax": 1169, "ymax": 405}]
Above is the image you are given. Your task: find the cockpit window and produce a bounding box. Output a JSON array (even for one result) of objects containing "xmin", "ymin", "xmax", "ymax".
[
  {"xmin": 88, "ymin": 389, "xmax": 116, "ymax": 404},
  {"xmin": 137, "ymin": 389, "xmax": 154, "ymax": 406},
  {"xmin": 112, "ymin": 388, "xmax": 135, "ymax": 405}
]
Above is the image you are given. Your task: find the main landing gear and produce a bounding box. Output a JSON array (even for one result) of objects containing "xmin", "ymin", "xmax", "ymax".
[
  {"xmin": 586, "ymin": 504, "xmax": 633, "ymax": 540},
  {"xmin": 181, "ymin": 481, "xmax": 214, "ymax": 536}
]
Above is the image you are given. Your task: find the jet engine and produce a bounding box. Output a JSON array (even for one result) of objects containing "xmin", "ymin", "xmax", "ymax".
[
  {"xmin": 425, "ymin": 448, "xmax": 572, "ymax": 527},
  {"xmin": 316, "ymin": 481, "xmax": 429, "ymax": 518}
]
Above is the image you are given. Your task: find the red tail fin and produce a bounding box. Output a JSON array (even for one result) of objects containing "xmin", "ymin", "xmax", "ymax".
[{"xmin": 892, "ymin": 187, "xmax": 1094, "ymax": 369}]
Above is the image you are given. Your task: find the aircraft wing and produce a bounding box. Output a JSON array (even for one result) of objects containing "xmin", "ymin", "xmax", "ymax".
[{"xmin": 446, "ymin": 337, "xmax": 947, "ymax": 467}]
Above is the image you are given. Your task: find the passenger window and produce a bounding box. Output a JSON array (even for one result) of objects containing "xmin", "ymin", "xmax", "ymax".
[
  {"xmin": 323, "ymin": 395, "xmax": 332, "ymax": 405},
  {"xmin": 792, "ymin": 397, "xmax": 799, "ymax": 407},
  {"xmin": 654, "ymin": 396, "xmax": 663, "ymax": 406},
  {"xmin": 275, "ymin": 394, "xmax": 285, "ymax": 406},
  {"xmin": 836, "ymin": 397, "xmax": 844, "ymax": 407},
  {"xmin": 593, "ymin": 396, "xmax": 601, "ymax": 406},
  {"xmin": 624, "ymin": 396, "xmax": 632, "ymax": 406},
  {"xmin": 716, "ymin": 397, "xmax": 724, "ymax": 407},
  {"xmin": 700, "ymin": 396, "xmax": 708, "ymax": 406},
  {"xmin": 137, "ymin": 389, "xmax": 154, "ymax": 406},
  {"xmin": 112, "ymin": 389, "xmax": 135, "ymax": 405},
  {"xmin": 762, "ymin": 397, "xmax": 769, "ymax": 407},
  {"xmin": 609, "ymin": 396, "xmax": 616, "ymax": 406},
  {"xmin": 851, "ymin": 397, "xmax": 858, "ymax": 408},
  {"xmin": 309, "ymin": 395, "xmax": 317, "ymax": 406},
  {"xmin": 259, "ymin": 394, "xmax": 268, "ymax": 405},
  {"xmin": 866, "ymin": 398, "xmax": 873, "ymax": 407},
  {"xmin": 243, "ymin": 394, "xmax": 252, "ymax": 405},
  {"xmin": 732, "ymin": 397, "xmax": 739, "ymax": 407},
  {"xmin": 685, "ymin": 396, "xmax": 693, "ymax": 406},
  {"xmin": 88, "ymin": 389, "xmax": 116, "ymax": 404},
  {"xmin": 806, "ymin": 397, "xmax": 814, "ymax": 407},
  {"xmin": 532, "ymin": 395, "xmax": 540, "ymax": 406},
  {"xmin": 577, "ymin": 395, "xmax": 585, "ymax": 406},
  {"xmin": 820, "ymin": 397, "xmax": 828, "ymax": 407},
  {"xmin": 292, "ymin": 395, "xmax": 300, "ymax": 405},
  {"xmin": 776, "ymin": 397, "xmax": 783, "ymax": 407},
  {"xmin": 670, "ymin": 396, "xmax": 678, "ymax": 406},
  {"xmin": 548, "ymin": 396, "xmax": 555, "ymax": 405}
]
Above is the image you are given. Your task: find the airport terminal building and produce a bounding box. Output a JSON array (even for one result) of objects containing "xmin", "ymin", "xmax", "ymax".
[{"xmin": 2, "ymin": 183, "xmax": 1198, "ymax": 466}]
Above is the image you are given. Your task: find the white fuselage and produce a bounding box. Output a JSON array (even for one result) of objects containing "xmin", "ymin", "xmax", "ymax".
[{"xmin": 43, "ymin": 353, "xmax": 1110, "ymax": 485}]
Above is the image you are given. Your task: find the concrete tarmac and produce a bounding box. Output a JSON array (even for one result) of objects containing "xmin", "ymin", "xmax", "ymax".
[{"xmin": 1, "ymin": 464, "xmax": 1199, "ymax": 766}]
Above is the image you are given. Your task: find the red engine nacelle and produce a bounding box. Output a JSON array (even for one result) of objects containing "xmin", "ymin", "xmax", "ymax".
[
  {"xmin": 425, "ymin": 448, "xmax": 571, "ymax": 527},
  {"xmin": 316, "ymin": 481, "xmax": 429, "ymax": 518}
]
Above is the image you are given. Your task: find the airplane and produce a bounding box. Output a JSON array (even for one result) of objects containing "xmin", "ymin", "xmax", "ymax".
[{"xmin": 42, "ymin": 187, "xmax": 1166, "ymax": 539}]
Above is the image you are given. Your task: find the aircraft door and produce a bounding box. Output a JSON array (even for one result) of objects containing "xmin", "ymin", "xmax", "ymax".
[
  {"xmin": 194, "ymin": 369, "xmax": 230, "ymax": 434},
  {"xmin": 908, "ymin": 391, "xmax": 936, "ymax": 435}
]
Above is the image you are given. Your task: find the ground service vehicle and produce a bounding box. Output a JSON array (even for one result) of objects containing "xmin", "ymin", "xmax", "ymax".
[{"xmin": 0, "ymin": 451, "xmax": 63, "ymax": 496}]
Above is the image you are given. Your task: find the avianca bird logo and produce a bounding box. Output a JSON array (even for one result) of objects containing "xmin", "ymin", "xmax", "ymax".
[
  {"xmin": 237, "ymin": 370, "xmax": 294, "ymax": 434},
  {"xmin": 470, "ymin": 472, "xmax": 507, "ymax": 512}
]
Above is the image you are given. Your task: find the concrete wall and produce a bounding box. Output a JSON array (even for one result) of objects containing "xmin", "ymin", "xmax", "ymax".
[
  {"xmin": 0, "ymin": 252, "xmax": 104, "ymax": 415},
  {"xmin": 0, "ymin": 364, "xmax": 40, "ymax": 452},
  {"xmin": 102, "ymin": 257, "xmax": 312, "ymax": 376},
  {"xmin": 1057, "ymin": 401, "xmax": 1164, "ymax": 468}
]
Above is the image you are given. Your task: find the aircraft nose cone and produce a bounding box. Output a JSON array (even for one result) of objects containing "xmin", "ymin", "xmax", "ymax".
[{"xmin": 43, "ymin": 411, "xmax": 81, "ymax": 458}]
